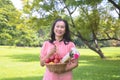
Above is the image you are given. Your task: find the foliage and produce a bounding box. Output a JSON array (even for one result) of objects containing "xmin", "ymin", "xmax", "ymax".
[
  {"xmin": 1, "ymin": 0, "xmax": 120, "ymax": 58},
  {"xmin": 0, "ymin": 0, "xmax": 20, "ymax": 45},
  {"xmin": 22, "ymin": 0, "xmax": 120, "ymax": 41},
  {"xmin": 20, "ymin": 0, "xmax": 120, "ymax": 58},
  {"xmin": 0, "ymin": 0, "xmax": 42, "ymax": 46}
]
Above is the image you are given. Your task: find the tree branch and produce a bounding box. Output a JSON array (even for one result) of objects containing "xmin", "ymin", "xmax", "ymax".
[
  {"xmin": 108, "ymin": 0, "xmax": 120, "ymax": 10},
  {"xmin": 115, "ymin": 8, "xmax": 119, "ymax": 14},
  {"xmin": 59, "ymin": 0, "xmax": 76, "ymax": 28},
  {"xmin": 71, "ymin": 6, "xmax": 77, "ymax": 14},
  {"xmin": 105, "ymin": 31, "xmax": 111, "ymax": 39},
  {"xmin": 97, "ymin": 38, "xmax": 120, "ymax": 41}
]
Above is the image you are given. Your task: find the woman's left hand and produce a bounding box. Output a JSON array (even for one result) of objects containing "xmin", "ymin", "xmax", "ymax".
[{"xmin": 65, "ymin": 58, "xmax": 78, "ymax": 72}]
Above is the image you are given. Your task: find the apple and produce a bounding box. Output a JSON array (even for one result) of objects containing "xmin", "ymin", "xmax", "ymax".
[
  {"xmin": 49, "ymin": 62, "xmax": 54, "ymax": 64},
  {"xmin": 49, "ymin": 55, "xmax": 55, "ymax": 62},
  {"xmin": 54, "ymin": 59, "xmax": 59, "ymax": 63},
  {"xmin": 45, "ymin": 58, "xmax": 50, "ymax": 63},
  {"xmin": 59, "ymin": 56, "xmax": 62, "ymax": 60},
  {"xmin": 55, "ymin": 54, "xmax": 60, "ymax": 59}
]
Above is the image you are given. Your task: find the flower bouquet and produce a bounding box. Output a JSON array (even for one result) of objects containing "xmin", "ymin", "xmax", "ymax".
[{"xmin": 60, "ymin": 47, "xmax": 80, "ymax": 63}]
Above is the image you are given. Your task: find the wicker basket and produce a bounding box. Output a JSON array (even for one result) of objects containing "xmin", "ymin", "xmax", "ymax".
[{"xmin": 45, "ymin": 63, "xmax": 67, "ymax": 73}]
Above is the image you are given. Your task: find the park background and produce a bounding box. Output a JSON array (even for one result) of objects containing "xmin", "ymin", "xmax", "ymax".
[{"xmin": 0, "ymin": 0, "xmax": 120, "ymax": 80}]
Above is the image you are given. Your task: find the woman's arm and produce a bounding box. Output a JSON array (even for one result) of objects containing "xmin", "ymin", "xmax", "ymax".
[
  {"xmin": 40, "ymin": 54, "xmax": 51, "ymax": 67},
  {"xmin": 65, "ymin": 58, "xmax": 78, "ymax": 72},
  {"xmin": 40, "ymin": 45, "xmax": 56, "ymax": 67}
]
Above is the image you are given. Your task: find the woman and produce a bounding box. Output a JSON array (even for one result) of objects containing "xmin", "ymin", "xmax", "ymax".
[{"xmin": 40, "ymin": 19, "xmax": 79, "ymax": 80}]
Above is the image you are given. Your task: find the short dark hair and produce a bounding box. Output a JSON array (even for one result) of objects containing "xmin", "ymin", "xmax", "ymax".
[{"xmin": 49, "ymin": 19, "xmax": 71, "ymax": 44}]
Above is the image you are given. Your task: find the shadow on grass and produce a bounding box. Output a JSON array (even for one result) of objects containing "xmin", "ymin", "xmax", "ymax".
[
  {"xmin": 6, "ymin": 54, "xmax": 39, "ymax": 62},
  {"xmin": 5, "ymin": 54, "xmax": 120, "ymax": 80},
  {"xmin": 1, "ymin": 76, "xmax": 43, "ymax": 80},
  {"xmin": 79, "ymin": 55, "xmax": 120, "ymax": 65},
  {"xmin": 72, "ymin": 55, "xmax": 120, "ymax": 80},
  {"xmin": 73, "ymin": 65, "xmax": 120, "ymax": 80}
]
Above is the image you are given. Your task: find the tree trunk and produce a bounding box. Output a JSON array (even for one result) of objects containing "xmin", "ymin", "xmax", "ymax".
[
  {"xmin": 95, "ymin": 49, "xmax": 105, "ymax": 58},
  {"xmin": 63, "ymin": 0, "xmax": 106, "ymax": 59},
  {"xmin": 84, "ymin": 40, "xmax": 105, "ymax": 59},
  {"xmin": 75, "ymin": 32, "xmax": 106, "ymax": 59},
  {"xmin": 91, "ymin": 30, "xmax": 105, "ymax": 58}
]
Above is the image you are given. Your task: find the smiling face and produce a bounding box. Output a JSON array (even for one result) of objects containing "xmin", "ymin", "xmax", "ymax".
[
  {"xmin": 54, "ymin": 21, "xmax": 66, "ymax": 39},
  {"xmin": 50, "ymin": 19, "xmax": 71, "ymax": 43}
]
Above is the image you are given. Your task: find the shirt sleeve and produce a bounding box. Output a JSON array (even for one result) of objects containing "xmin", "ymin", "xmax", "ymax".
[
  {"xmin": 40, "ymin": 41, "xmax": 48, "ymax": 59},
  {"xmin": 69, "ymin": 42, "xmax": 76, "ymax": 49},
  {"xmin": 65, "ymin": 41, "xmax": 76, "ymax": 53},
  {"xmin": 69, "ymin": 42, "xmax": 80, "ymax": 56}
]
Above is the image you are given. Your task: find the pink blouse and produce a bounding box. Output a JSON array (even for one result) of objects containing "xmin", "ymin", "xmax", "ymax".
[{"xmin": 40, "ymin": 40, "xmax": 75, "ymax": 80}]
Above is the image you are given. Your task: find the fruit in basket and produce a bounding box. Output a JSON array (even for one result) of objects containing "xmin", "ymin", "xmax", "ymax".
[
  {"xmin": 54, "ymin": 58, "xmax": 59, "ymax": 63},
  {"xmin": 45, "ymin": 54, "xmax": 62, "ymax": 64},
  {"xmin": 55, "ymin": 55, "xmax": 59, "ymax": 59},
  {"xmin": 49, "ymin": 55, "xmax": 55, "ymax": 62},
  {"xmin": 45, "ymin": 54, "xmax": 67, "ymax": 73},
  {"xmin": 49, "ymin": 62, "xmax": 54, "ymax": 64},
  {"xmin": 45, "ymin": 58, "xmax": 51, "ymax": 63}
]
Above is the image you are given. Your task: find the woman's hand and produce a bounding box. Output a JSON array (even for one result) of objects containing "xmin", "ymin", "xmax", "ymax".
[
  {"xmin": 40, "ymin": 45, "xmax": 56, "ymax": 66},
  {"xmin": 53, "ymin": 59, "xmax": 78, "ymax": 73},
  {"xmin": 47, "ymin": 45, "xmax": 56, "ymax": 57},
  {"xmin": 65, "ymin": 58, "xmax": 78, "ymax": 72}
]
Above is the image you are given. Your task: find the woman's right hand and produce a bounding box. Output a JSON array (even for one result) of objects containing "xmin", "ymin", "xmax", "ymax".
[
  {"xmin": 40, "ymin": 45, "xmax": 56, "ymax": 66},
  {"xmin": 48, "ymin": 45, "xmax": 56, "ymax": 57}
]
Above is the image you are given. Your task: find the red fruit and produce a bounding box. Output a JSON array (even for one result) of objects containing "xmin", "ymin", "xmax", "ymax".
[
  {"xmin": 50, "ymin": 56, "xmax": 55, "ymax": 62},
  {"xmin": 59, "ymin": 56, "xmax": 62, "ymax": 60},
  {"xmin": 55, "ymin": 54, "xmax": 60, "ymax": 59},
  {"xmin": 54, "ymin": 59, "xmax": 59, "ymax": 63},
  {"xmin": 45, "ymin": 58, "xmax": 50, "ymax": 63}
]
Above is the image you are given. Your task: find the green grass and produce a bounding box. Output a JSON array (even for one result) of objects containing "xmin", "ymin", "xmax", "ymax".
[{"xmin": 0, "ymin": 46, "xmax": 120, "ymax": 80}]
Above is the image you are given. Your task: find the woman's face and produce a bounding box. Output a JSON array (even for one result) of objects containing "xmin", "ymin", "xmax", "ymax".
[{"xmin": 54, "ymin": 21, "xmax": 66, "ymax": 38}]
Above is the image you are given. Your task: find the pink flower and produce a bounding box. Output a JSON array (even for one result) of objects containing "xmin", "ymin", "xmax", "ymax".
[{"xmin": 73, "ymin": 53, "xmax": 79, "ymax": 59}]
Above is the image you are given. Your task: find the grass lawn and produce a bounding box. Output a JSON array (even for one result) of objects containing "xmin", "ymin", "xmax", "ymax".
[{"xmin": 0, "ymin": 46, "xmax": 120, "ymax": 80}]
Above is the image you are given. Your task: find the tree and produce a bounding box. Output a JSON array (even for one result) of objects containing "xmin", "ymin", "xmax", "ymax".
[
  {"xmin": 108, "ymin": 0, "xmax": 120, "ymax": 19},
  {"xmin": 0, "ymin": 0, "xmax": 40, "ymax": 46},
  {"xmin": 22, "ymin": 0, "xmax": 120, "ymax": 58},
  {"xmin": 0, "ymin": 0, "xmax": 21, "ymax": 45}
]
